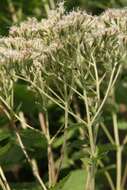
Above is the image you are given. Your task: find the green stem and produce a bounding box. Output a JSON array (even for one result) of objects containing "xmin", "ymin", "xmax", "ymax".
[
  {"xmin": 49, "ymin": 0, "xmax": 55, "ymax": 9},
  {"xmin": 15, "ymin": 75, "xmax": 88, "ymax": 126},
  {"xmin": 99, "ymin": 161, "xmax": 115, "ymax": 190},
  {"xmin": 84, "ymin": 90, "xmax": 95, "ymax": 155},
  {"xmin": 112, "ymin": 112, "xmax": 122, "ymax": 190},
  {"xmin": 16, "ymin": 120, "xmax": 48, "ymax": 190},
  {"xmin": 122, "ymin": 161, "xmax": 127, "ymax": 189},
  {"xmin": 100, "ymin": 122, "xmax": 115, "ymax": 144},
  {"xmin": 7, "ymin": 0, "xmax": 18, "ymax": 23},
  {"xmin": 55, "ymin": 101, "xmax": 68, "ymax": 182},
  {"xmin": 0, "ymin": 167, "xmax": 11, "ymax": 190},
  {"xmin": 0, "ymin": 177, "xmax": 7, "ymax": 190},
  {"xmin": 46, "ymin": 111, "xmax": 56, "ymax": 188},
  {"xmin": 42, "ymin": 0, "xmax": 50, "ymax": 16},
  {"xmin": 83, "ymin": 90, "xmax": 95, "ymax": 190},
  {"xmin": 91, "ymin": 63, "xmax": 120, "ymax": 127},
  {"xmin": 92, "ymin": 56, "xmax": 100, "ymax": 105}
]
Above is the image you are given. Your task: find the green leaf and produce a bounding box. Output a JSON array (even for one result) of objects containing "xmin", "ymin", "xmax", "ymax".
[
  {"xmin": 19, "ymin": 128, "xmax": 47, "ymax": 158},
  {"xmin": 0, "ymin": 129, "xmax": 11, "ymax": 141},
  {"xmin": 9, "ymin": 183, "xmax": 41, "ymax": 190},
  {"xmin": 69, "ymin": 123, "xmax": 85, "ymax": 129},
  {"xmin": 0, "ymin": 129, "xmax": 13, "ymax": 158},
  {"xmin": 52, "ymin": 129, "xmax": 74, "ymax": 148},
  {"xmin": 52, "ymin": 170, "xmax": 87, "ymax": 190},
  {"xmin": 71, "ymin": 150, "xmax": 86, "ymax": 161},
  {"xmin": 20, "ymin": 128, "xmax": 47, "ymax": 149},
  {"xmin": 116, "ymin": 81, "xmax": 127, "ymax": 105},
  {"xmin": 0, "ymin": 142, "xmax": 12, "ymax": 157},
  {"xmin": 118, "ymin": 121, "xmax": 127, "ymax": 130},
  {"xmin": 0, "ymin": 144, "xmax": 24, "ymax": 167},
  {"xmin": 52, "ymin": 123, "xmax": 84, "ymax": 148},
  {"xmin": 98, "ymin": 164, "xmax": 116, "ymax": 174},
  {"xmin": 0, "ymin": 129, "xmax": 25, "ymax": 166},
  {"xmin": 0, "ymin": 115, "xmax": 9, "ymax": 126},
  {"xmin": 14, "ymin": 84, "xmax": 37, "ymax": 114},
  {"xmin": 95, "ymin": 143, "xmax": 116, "ymax": 162},
  {"xmin": 97, "ymin": 143, "xmax": 116, "ymax": 154}
]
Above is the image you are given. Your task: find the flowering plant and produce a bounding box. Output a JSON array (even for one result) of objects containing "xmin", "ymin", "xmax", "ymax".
[{"xmin": 0, "ymin": 3, "xmax": 127, "ymax": 190}]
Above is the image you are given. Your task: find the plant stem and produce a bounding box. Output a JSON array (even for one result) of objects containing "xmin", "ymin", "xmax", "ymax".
[
  {"xmin": 83, "ymin": 90, "xmax": 95, "ymax": 190},
  {"xmin": 84, "ymin": 90, "xmax": 95, "ymax": 155},
  {"xmin": 46, "ymin": 121, "xmax": 56, "ymax": 187},
  {"xmin": 0, "ymin": 177, "xmax": 7, "ymax": 190},
  {"xmin": 16, "ymin": 131, "xmax": 48, "ymax": 190},
  {"xmin": 42, "ymin": 0, "xmax": 50, "ymax": 16},
  {"xmin": 112, "ymin": 112, "xmax": 122, "ymax": 190},
  {"xmin": 100, "ymin": 122, "xmax": 115, "ymax": 144},
  {"xmin": 91, "ymin": 57, "xmax": 101, "ymax": 144},
  {"xmin": 49, "ymin": 0, "xmax": 55, "ymax": 9},
  {"xmin": 73, "ymin": 96, "xmax": 85, "ymax": 138},
  {"xmin": 91, "ymin": 63, "xmax": 120, "ymax": 127},
  {"xmin": 7, "ymin": 0, "xmax": 18, "ymax": 23},
  {"xmin": 16, "ymin": 116, "xmax": 48, "ymax": 190},
  {"xmin": 0, "ymin": 167, "xmax": 11, "ymax": 190},
  {"xmin": 99, "ymin": 161, "xmax": 115, "ymax": 190},
  {"xmin": 122, "ymin": 161, "xmax": 127, "ymax": 189},
  {"xmin": 55, "ymin": 101, "xmax": 68, "ymax": 182},
  {"xmin": 15, "ymin": 75, "xmax": 88, "ymax": 127},
  {"xmin": 39, "ymin": 112, "xmax": 56, "ymax": 188},
  {"xmin": 92, "ymin": 56, "xmax": 100, "ymax": 105},
  {"xmin": 84, "ymin": 63, "xmax": 120, "ymax": 190},
  {"xmin": 111, "ymin": 65, "xmax": 122, "ymax": 89}
]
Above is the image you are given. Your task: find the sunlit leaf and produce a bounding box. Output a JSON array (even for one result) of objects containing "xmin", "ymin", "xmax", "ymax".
[{"xmin": 51, "ymin": 170, "xmax": 87, "ymax": 190}]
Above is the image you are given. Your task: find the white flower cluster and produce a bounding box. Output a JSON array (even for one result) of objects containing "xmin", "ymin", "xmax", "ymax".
[
  {"xmin": 0, "ymin": 4, "xmax": 127, "ymax": 73},
  {"xmin": 100, "ymin": 8, "xmax": 127, "ymax": 33},
  {"xmin": 0, "ymin": 3, "xmax": 127, "ymax": 114}
]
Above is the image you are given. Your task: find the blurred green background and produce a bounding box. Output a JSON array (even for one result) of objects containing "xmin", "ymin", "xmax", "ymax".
[{"xmin": 0, "ymin": 0, "xmax": 127, "ymax": 35}]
